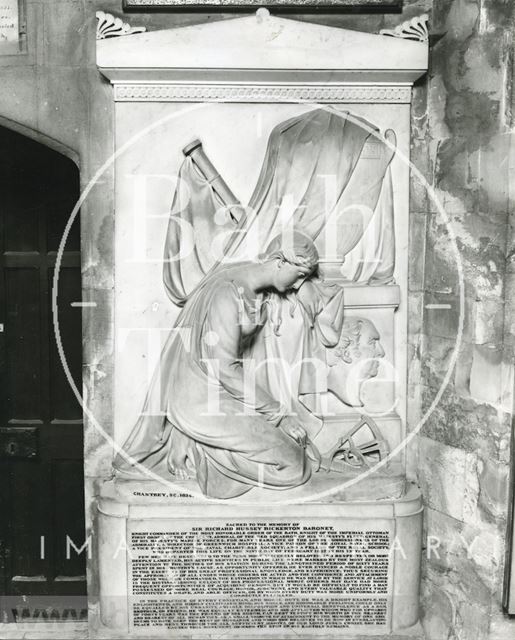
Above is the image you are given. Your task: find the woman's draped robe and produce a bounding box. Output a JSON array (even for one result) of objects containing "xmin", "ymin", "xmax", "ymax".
[{"xmin": 114, "ymin": 108, "xmax": 396, "ymax": 498}]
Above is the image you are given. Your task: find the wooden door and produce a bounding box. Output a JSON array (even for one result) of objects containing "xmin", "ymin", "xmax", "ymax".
[{"xmin": 0, "ymin": 126, "xmax": 86, "ymax": 621}]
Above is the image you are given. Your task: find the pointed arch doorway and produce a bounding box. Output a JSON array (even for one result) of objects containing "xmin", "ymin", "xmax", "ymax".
[{"xmin": 0, "ymin": 125, "xmax": 87, "ymax": 620}]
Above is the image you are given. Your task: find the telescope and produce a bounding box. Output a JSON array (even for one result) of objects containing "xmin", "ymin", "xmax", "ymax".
[{"xmin": 183, "ymin": 139, "xmax": 245, "ymax": 224}]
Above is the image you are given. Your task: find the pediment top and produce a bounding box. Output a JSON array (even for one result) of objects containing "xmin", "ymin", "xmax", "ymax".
[{"xmin": 96, "ymin": 10, "xmax": 428, "ymax": 81}]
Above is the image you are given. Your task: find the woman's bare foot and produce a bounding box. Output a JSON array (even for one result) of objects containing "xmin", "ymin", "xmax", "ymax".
[{"xmin": 167, "ymin": 428, "xmax": 196, "ymax": 480}]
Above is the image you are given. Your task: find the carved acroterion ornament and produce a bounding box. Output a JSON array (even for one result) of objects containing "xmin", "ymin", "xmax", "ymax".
[
  {"xmin": 96, "ymin": 11, "xmax": 146, "ymax": 40},
  {"xmin": 380, "ymin": 14, "xmax": 429, "ymax": 43}
]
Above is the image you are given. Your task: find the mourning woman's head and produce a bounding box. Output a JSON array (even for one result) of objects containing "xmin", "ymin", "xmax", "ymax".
[
  {"xmin": 260, "ymin": 230, "xmax": 319, "ymax": 333},
  {"xmin": 262, "ymin": 230, "xmax": 319, "ymax": 273}
]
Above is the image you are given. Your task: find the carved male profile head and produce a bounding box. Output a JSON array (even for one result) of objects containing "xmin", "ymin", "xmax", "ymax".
[{"xmin": 326, "ymin": 317, "xmax": 385, "ymax": 407}]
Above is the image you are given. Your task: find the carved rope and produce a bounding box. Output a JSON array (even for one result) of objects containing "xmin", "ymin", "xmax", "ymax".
[
  {"xmin": 96, "ymin": 11, "xmax": 146, "ymax": 40},
  {"xmin": 113, "ymin": 84, "xmax": 412, "ymax": 103},
  {"xmin": 380, "ymin": 14, "xmax": 429, "ymax": 43}
]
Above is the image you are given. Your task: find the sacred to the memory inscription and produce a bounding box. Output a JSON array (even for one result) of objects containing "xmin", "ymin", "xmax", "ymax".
[{"xmin": 127, "ymin": 519, "xmax": 393, "ymax": 634}]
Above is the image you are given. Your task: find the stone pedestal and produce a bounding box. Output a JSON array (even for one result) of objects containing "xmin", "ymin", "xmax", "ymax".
[{"xmin": 97, "ymin": 482, "xmax": 422, "ymax": 637}]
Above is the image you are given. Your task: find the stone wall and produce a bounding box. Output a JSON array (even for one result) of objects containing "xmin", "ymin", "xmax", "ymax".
[
  {"xmin": 409, "ymin": 0, "xmax": 515, "ymax": 637},
  {"xmin": 0, "ymin": 1, "xmax": 514, "ymax": 638}
]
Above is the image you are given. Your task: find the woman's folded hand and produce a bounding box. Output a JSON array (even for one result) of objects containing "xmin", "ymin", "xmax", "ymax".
[{"xmin": 279, "ymin": 416, "xmax": 307, "ymax": 447}]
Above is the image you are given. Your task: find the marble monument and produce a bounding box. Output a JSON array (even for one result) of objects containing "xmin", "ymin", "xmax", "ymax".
[{"xmin": 92, "ymin": 9, "xmax": 429, "ymax": 637}]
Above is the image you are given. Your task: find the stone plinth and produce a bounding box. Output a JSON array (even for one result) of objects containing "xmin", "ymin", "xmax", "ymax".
[{"xmin": 96, "ymin": 482, "xmax": 422, "ymax": 637}]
